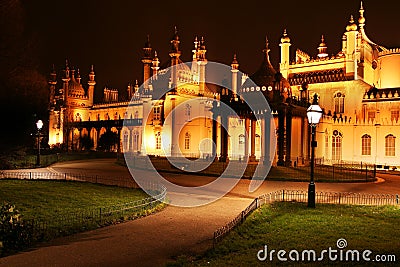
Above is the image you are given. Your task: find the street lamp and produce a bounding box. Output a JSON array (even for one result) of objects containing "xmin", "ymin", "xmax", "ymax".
[
  {"xmin": 306, "ymin": 94, "xmax": 323, "ymax": 208},
  {"xmin": 36, "ymin": 120, "xmax": 43, "ymax": 167}
]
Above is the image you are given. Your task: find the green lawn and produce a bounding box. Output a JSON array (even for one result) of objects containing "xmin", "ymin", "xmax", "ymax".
[
  {"xmin": 0, "ymin": 179, "xmax": 150, "ymax": 220},
  {"xmin": 173, "ymin": 202, "xmax": 400, "ymax": 266},
  {"xmin": 0, "ymin": 179, "xmax": 165, "ymax": 254}
]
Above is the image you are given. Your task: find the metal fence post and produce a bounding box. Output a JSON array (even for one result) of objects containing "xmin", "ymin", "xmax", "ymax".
[
  {"xmin": 64, "ymin": 173, "xmax": 67, "ymax": 180},
  {"xmin": 30, "ymin": 172, "xmax": 32, "ymax": 180},
  {"xmin": 332, "ymin": 165, "xmax": 335, "ymax": 180},
  {"xmin": 282, "ymin": 190, "xmax": 285, "ymax": 202},
  {"xmin": 396, "ymin": 194, "xmax": 399, "ymax": 205},
  {"xmin": 373, "ymin": 165, "xmax": 377, "ymax": 179},
  {"xmin": 99, "ymin": 207, "xmax": 102, "ymax": 224}
]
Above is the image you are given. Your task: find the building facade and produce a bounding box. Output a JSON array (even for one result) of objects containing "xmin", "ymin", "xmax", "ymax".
[
  {"xmin": 283, "ymin": 2, "xmax": 400, "ymax": 168},
  {"xmin": 48, "ymin": 2, "xmax": 400, "ymax": 168}
]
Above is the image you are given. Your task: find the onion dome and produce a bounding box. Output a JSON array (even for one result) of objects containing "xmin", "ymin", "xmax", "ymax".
[
  {"xmin": 346, "ymin": 15, "xmax": 358, "ymax": 32},
  {"xmin": 281, "ymin": 29, "xmax": 291, "ymax": 43},
  {"xmin": 68, "ymin": 69, "xmax": 85, "ymax": 97},
  {"xmin": 317, "ymin": 35, "xmax": 328, "ymax": 58},
  {"xmin": 242, "ymin": 37, "xmax": 292, "ymax": 103},
  {"xmin": 231, "ymin": 54, "xmax": 239, "ymax": 69}
]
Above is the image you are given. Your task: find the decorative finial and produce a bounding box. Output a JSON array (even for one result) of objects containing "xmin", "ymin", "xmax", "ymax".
[
  {"xmin": 347, "ymin": 15, "xmax": 358, "ymax": 31},
  {"xmin": 52, "ymin": 64, "xmax": 56, "ymax": 72},
  {"xmin": 281, "ymin": 29, "xmax": 291, "ymax": 43},
  {"xmin": 90, "ymin": 65, "xmax": 94, "ymax": 73},
  {"xmin": 263, "ymin": 35, "xmax": 271, "ymax": 59},
  {"xmin": 194, "ymin": 36, "xmax": 198, "ymax": 49},
  {"xmin": 65, "ymin": 59, "xmax": 69, "ymax": 69},
  {"xmin": 154, "ymin": 51, "xmax": 158, "ymax": 58},
  {"xmin": 174, "ymin": 26, "xmax": 177, "ymax": 34},
  {"xmin": 359, "ymin": 1, "xmax": 366, "ymax": 28},
  {"xmin": 145, "ymin": 34, "xmax": 151, "ymax": 48}
]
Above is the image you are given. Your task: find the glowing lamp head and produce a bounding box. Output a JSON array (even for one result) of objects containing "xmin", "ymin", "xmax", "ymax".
[
  {"xmin": 307, "ymin": 94, "xmax": 323, "ymax": 125},
  {"xmin": 36, "ymin": 120, "xmax": 43, "ymax": 130}
]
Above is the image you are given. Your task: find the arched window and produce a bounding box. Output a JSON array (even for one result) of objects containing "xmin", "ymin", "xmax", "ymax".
[
  {"xmin": 185, "ymin": 104, "xmax": 191, "ymax": 117},
  {"xmin": 361, "ymin": 134, "xmax": 371, "ymax": 156},
  {"xmin": 184, "ymin": 132, "xmax": 190, "ymax": 150},
  {"xmin": 255, "ymin": 134, "xmax": 261, "ymax": 151},
  {"xmin": 324, "ymin": 130, "xmax": 329, "ymax": 159},
  {"xmin": 134, "ymin": 110, "xmax": 139, "ymax": 119},
  {"xmin": 123, "ymin": 132, "xmax": 129, "ymax": 152},
  {"xmin": 334, "ymin": 92, "xmax": 345, "ymax": 114},
  {"xmin": 332, "ymin": 130, "xmax": 342, "ymax": 161},
  {"xmin": 238, "ymin": 134, "xmax": 245, "ymax": 152},
  {"xmin": 133, "ymin": 131, "xmax": 139, "ymax": 151},
  {"xmin": 155, "ymin": 132, "xmax": 161, "ymax": 150},
  {"xmin": 385, "ymin": 134, "xmax": 396, "ymax": 156}
]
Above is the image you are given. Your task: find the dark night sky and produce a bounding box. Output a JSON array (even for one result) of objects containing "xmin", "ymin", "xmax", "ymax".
[{"xmin": 23, "ymin": 0, "xmax": 400, "ymax": 95}]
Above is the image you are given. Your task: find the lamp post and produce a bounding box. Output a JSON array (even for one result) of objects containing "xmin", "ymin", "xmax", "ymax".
[
  {"xmin": 36, "ymin": 120, "xmax": 43, "ymax": 167},
  {"xmin": 306, "ymin": 94, "xmax": 322, "ymax": 208}
]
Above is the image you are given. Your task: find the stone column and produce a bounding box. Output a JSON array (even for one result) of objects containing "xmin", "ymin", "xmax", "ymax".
[
  {"xmin": 244, "ymin": 118, "xmax": 250, "ymax": 161},
  {"xmin": 262, "ymin": 113, "xmax": 271, "ymax": 166},
  {"xmin": 285, "ymin": 109, "xmax": 292, "ymax": 167},
  {"xmin": 250, "ymin": 119, "xmax": 256, "ymax": 162}
]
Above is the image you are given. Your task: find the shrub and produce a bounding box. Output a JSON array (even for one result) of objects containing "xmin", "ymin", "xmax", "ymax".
[{"xmin": 0, "ymin": 202, "xmax": 33, "ymax": 256}]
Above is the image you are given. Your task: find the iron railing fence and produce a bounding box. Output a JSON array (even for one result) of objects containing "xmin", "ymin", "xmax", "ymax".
[
  {"xmin": 213, "ymin": 190, "xmax": 399, "ymax": 245},
  {"xmin": 124, "ymin": 156, "xmax": 376, "ymax": 182},
  {"xmin": 0, "ymin": 172, "xmax": 167, "ymax": 243},
  {"xmin": 25, "ymin": 187, "xmax": 167, "ymax": 241}
]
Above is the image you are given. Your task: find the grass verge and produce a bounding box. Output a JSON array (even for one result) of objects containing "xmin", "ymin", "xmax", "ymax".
[
  {"xmin": 170, "ymin": 202, "xmax": 399, "ymax": 266},
  {"xmin": 0, "ymin": 179, "xmax": 166, "ymax": 255}
]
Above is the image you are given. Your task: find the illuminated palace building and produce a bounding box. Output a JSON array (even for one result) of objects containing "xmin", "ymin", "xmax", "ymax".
[{"xmin": 48, "ymin": 3, "xmax": 400, "ymax": 168}]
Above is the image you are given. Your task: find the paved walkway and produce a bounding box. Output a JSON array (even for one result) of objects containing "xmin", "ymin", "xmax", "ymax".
[{"xmin": 0, "ymin": 159, "xmax": 399, "ymax": 267}]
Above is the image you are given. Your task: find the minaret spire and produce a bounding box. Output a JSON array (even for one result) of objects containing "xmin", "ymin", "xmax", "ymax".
[
  {"xmin": 263, "ymin": 36, "xmax": 271, "ymax": 62},
  {"xmin": 359, "ymin": 1, "xmax": 366, "ymax": 29}
]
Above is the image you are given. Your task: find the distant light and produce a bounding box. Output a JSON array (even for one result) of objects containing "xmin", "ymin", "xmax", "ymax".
[{"xmin": 36, "ymin": 120, "xmax": 43, "ymax": 130}]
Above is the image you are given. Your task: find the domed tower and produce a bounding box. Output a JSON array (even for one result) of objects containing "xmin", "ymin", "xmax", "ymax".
[
  {"xmin": 169, "ymin": 26, "xmax": 181, "ymax": 89},
  {"xmin": 344, "ymin": 15, "xmax": 358, "ymax": 78},
  {"xmin": 142, "ymin": 35, "xmax": 153, "ymax": 92},
  {"xmin": 231, "ymin": 54, "xmax": 239, "ymax": 99},
  {"xmin": 244, "ymin": 36, "xmax": 292, "ymax": 104},
  {"xmin": 317, "ymin": 35, "xmax": 329, "ymax": 58},
  {"xmin": 279, "ymin": 29, "xmax": 291, "ymax": 79}
]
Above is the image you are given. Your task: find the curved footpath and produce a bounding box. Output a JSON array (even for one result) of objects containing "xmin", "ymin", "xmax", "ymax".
[{"xmin": 0, "ymin": 159, "xmax": 399, "ymax": 267}]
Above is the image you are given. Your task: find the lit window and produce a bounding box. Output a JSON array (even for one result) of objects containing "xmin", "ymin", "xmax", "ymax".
[
  {"xmin": 133, "ymin": 131, "xmax": 139, "ymax": 151},
  {"xmin": 154, "ymin": 106, "xmax": 161, "ymax": 120},
  {"xmin": 184, "ymin": 132, "xmax": 190, "ymax": 150},
  {"xmin": 368, "ymin": 111, "xmax": 375, "ymax": 122},
  {"xmin": 334, "ymin": 92, "xmax": 345, "ymax": 114},
  {"xmin": 391, "ymin": 110, "xmax": 399, "ymax": 122},
  {"xmin": 325, "ymin": 131, "xmax": 329, "ymax": 159},
  {"xmin": 155, "ymin": 132, "xmax": 161, "ymax": 150},
  {"xmin": 238, "ymin": 134, "xmax": 245, "ymax": 152},
  {"xmin": 385, "ymin": 134, "xmax": 396, "ymax": 156},
  {"xmin": 361, "ymin": 134, "xmax": 371, "ymax": 156},
  {"xmin": 255, "ymin": 134, "xmax": 261, "ymax": 151},
  {"xmin": 185, "ymin": 104, "xmax": 191, "ymax": 117},
  {"xmin": 134, "ymin": 111, "xmax": 139, "ymax": 119},
  {"xmin": 332, "ymin": 130, "xmax": 342, "ymax": 161},
  {"xmin": 123, "ymin": 132, "xmax": 129, "ymax": 152}
]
